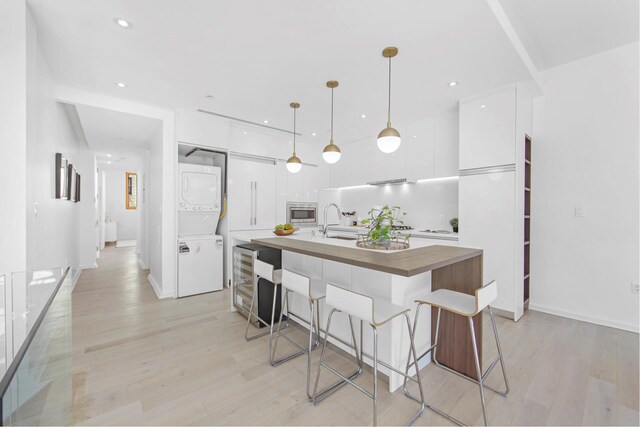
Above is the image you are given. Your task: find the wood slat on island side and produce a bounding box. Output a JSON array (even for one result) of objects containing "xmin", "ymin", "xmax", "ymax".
[{"xmin": 251, "ymin": 237, "xmax": 482, "ymax": 277}]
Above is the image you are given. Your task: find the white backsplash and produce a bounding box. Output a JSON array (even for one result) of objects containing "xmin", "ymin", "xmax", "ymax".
[{"xmin": 320, "ymin": 178, "xmax": 458, "ymax": 231}]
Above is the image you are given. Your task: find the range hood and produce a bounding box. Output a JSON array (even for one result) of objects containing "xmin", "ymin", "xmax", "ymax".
[{"xmin": 366, "ymin": 178, "xmax": 416, "ymax": 186}]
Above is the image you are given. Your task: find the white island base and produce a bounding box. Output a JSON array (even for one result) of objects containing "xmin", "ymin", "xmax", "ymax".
[{"xmin": 282, "ymin": 251, "xmax": 433, "ymax": 393}]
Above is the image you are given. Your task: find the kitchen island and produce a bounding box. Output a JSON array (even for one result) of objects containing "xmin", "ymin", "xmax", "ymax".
[{"xmin": 247, "ymin": 232, "xmax": 483, "ymax": 392}]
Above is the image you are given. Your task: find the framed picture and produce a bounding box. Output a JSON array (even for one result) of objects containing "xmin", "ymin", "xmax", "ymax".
[
  {"xmin": 68, "ymin": 164, "xmax": 78, "ymax": 202},
  {"xmin": 55, "ymin": 153, "xmax": 68, "ymax": 199},
  {"xmin": 126, "ymin": 171, "xmax": 137, "ymax": 210},
  {"xmin": 75, "ymin": 174, "xmax": 81, "ymax": 203}
]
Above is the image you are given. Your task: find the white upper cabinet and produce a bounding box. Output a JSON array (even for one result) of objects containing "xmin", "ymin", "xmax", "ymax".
[
  {"xmin": 230, "ymin": 125, "xmax": 278, "ymax": 158},
  {"xmin": 176, "ymin": 110, "xmax": 229, "ymax": 149},
  {"xmin": 406, "ymin": 118, "xmax": 435, "ymax": 180},
  {"xmin": 434, "ymin": 110, "xmax": 459, "ymax": 177},
  {"xmin": 459, "ymin": 87, "xmax": 516, "ymax": 170}
]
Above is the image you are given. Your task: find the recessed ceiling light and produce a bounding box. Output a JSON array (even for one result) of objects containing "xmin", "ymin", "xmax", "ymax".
[
  {"xmin": 311, "ymin": 132, "xmax": 317, "ymax": 136},
  {"xmin": 107, "ymin": 161, "xmax": 112, "ymax": 164},
  {"xmin": 242, "ymin": 131, "xmax": 248, "ymax": 135},
  {"xmin": 448, "ymin": 81, "xmax": 458, "ymax": 87},
  {"xmin": 116, "ymin": 82, "xmax": 126, "ymax": 88},
  {"xmin": 205, "ymin": 95, "xmax": 214, "ymax": 99},
  {"xmin": 413, "ymin": 135, "xmax": 417, "ymax": 138},
  {"xmin": 106, "ymin": 154, "xmax": 112, "ymax": 157},
  {"xmin": 114, "ymin": 18, "xmax": 132, "ymax": 29},
  {"xmin": 263, "ymin": 120, "xmax": 269, "ymax": 124},
  {"xmin": 360, "ymin": 114, "xmax": 367, "ymax": 119},
  {"xmin": 480, "ymin": 104, "xmax": 486, "ymax": 108}
]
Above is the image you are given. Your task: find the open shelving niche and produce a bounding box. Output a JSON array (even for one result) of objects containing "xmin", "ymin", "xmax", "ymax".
[{"xmin": 523, "ymin": 135, "xmax": 531, "ymax": 310}]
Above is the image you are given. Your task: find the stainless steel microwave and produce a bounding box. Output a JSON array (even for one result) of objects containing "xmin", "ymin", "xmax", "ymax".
[{"xmin": 286, "ymin": 202, "xmax": 318, "ymax": 227}]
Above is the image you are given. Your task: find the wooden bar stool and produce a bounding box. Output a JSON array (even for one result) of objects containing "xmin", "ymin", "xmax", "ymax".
[
  {"xmin": 312, "ymin": 284, "xmax": 425, "ymax": 426},
  {"xmin": 244, "ymin": 259, "xmax": 284, "ymax": 343},
  {"xmin": 270, "ymin": 269, "xmax": 326, "ymax": 400},
  {"xmin": 404, "ymin": 280, "xmax": 510, "ymax": 426}
]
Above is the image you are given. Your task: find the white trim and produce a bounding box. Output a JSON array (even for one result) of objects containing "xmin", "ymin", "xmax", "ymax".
[
  {"xmin": 137, "ymin": 257, "xmax": 148, "ymax": 270},
  {"xmin": 147, "ymin": 274, "xmax": 172, "ymax": 300},
  {"xmin": 529, "ymin": 303, "xmax": 639, "ymax": 333},
  {"xmin": 71, "ymin": 268, "xmax": 83, "ymax": 292}
]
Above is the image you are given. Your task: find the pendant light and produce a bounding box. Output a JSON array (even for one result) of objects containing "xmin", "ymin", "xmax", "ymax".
[
  {"xmin": 286, "ymin": 102, "xmax": 302, "ymax": 173},
  {"xmin": 377, "ymin": 46, "xmax": 401, "ymax": 154},
  {"xmin": 322, "ymin": 80, "xmax": 341, "ymax": 164}
]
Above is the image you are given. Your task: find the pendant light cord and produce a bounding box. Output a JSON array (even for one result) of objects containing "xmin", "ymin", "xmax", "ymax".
[
  {"xmin": 292, "ymin": 106, "xmax": 297, "ymax": 155},
  {"xmin": 387, "ymin": 56, "xmax": 392, "ymax": 126},
  {"xmin": 330, "ymin": 87, "xmax": 334, "ymax": 142}
]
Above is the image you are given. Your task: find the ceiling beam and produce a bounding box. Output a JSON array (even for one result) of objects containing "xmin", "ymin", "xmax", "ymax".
[{"xmin": 485, "ymin": 0, "xmax": 544, "ymax": 94}]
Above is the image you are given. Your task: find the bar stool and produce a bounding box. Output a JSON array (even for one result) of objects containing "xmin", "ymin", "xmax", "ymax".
[
  {"xmin": 404, "ymin": 280, "xmax": 510, "ymax": 426},
  {"xmin": 244, "ymin": 259, "xmax": 284, "ymax": 343},
  {"xmin": 270, "ymin": 269, "xmax": 326, "ymax": 400},
  {"xmin": 312, "ymin": 284, "xmax": 425, "ymax": 426}
]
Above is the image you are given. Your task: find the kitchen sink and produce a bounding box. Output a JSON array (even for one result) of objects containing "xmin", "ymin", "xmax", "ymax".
[{"xmin": 327, "ymin": 235, "xmax": 358, "ymax": 241}]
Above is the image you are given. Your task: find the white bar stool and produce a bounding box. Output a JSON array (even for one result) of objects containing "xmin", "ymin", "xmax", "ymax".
[
  {"xmin": 404, "ymin": 280, "xmax": 510, "ymax": 426},
  {"xmin": 244, "ymin": 259, "xmax": 285, "ymax": 343},
  {"xmin": 270, "ymin": 269, "xmax": 326, "ymax": 400},
  {"xmin": 312, "ymin": 284, "xmax": 425, "ymax": 426}
]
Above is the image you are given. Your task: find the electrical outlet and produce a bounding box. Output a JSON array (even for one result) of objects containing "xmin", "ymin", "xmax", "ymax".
[
  {"xmin": 574, "ymin": 206, "xmax": 585, "ymax": 217},
  {"xmin": 631, "ymin": 282, "xmax": 640, "ymax": 295}
]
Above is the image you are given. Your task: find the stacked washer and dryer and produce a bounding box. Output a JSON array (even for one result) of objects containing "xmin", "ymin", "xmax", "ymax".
[{"xmin": 177, "ymin": 163, "xmax": 224, "ymax": 297}]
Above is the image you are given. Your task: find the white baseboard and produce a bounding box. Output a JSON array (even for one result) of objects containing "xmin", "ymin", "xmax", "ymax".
[
  {"xmin": 529, "ymin": 303, "xmax": 639, "ymax": 333},
  {"xmin": 71, "ymin": 269, "xmax": 82, "ymax": 292},
  {"xmin": 137, "ymin": 257, "xmax": 148, "ymax": 270},
  {"xmin": 147, "ymin": 274, "xmax": 172, "ymax": 300}
]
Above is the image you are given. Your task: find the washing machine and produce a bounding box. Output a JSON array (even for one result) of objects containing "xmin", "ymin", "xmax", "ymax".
[{"xmin": 177, "ymin": 163, "xmax": 223, "ymax": 296}]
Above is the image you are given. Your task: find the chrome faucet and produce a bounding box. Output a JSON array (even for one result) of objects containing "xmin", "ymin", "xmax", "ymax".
[{"xmin": 322, "ymin": 203, "xmax": 342, "ymax": 237}]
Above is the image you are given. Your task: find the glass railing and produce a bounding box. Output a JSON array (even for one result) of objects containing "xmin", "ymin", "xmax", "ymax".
[{"xmin": 0, "ymin": 267, "xmax": 72, "ymax": 426}]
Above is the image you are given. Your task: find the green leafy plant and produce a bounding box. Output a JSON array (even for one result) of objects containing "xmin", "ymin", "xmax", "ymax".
[
  {"xmin": 361, "ymin": 205, "xmax": 407, "ymax": 244},
  {"xmin": 449, "ymin": 217, "xmax": 458, "ymax": 228}
]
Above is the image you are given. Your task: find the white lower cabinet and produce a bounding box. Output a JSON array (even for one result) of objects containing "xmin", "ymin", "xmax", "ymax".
[{"xmin": 228, "ymin": 155, "xmax": 277, "ymax": 231}]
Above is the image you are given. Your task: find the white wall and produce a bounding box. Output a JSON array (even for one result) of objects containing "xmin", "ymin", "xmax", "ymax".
[
  {"xmin": 530, "ymin": 42, "xmax": 639, "ymax": 332},
  {"xmin": 0, "ymin": 0, "xmax": 28, "ymax": 276},
  {"xmin": 25, "ymin": 10, "xmax": 92, "ymax": 277},
  {"xmin": 148, "ymin": 126, "xmax": 164, "ymax": 294},
  {"xmin": 333, "ymin": 179, "xmax": 459, "ymax": 231},
  {"xmin": 104, "ymin": 169, "xmax": 139, "ymax": 241}
]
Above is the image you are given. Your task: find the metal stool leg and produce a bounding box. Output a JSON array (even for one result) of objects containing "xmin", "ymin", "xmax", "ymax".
[
  {"xmin": 372, "ymin": 326, "xmax": 378, "ymax": 426},
  {"xmin": 469, "ymin": 316, "xmax": 488, "ymax": 426},
  {"xmin": 403, "ymin": 312, "xmax": 426, "ymax": 425},
  {"xmin": 270, "ymin": 290, "xmax": 307, "ymax": 366},
  {"xmin": 305, "ymin": 299, "xmax": 316, "ymax": 400},
  {"xmin": 489, "ymin": 306, "xmax": 510, "ymax": 395},
  {"xmin": 312, "ymin": 310, "xmax": 363, "ymax": 405},
  {"xmin": 267, "ymin": 284, "xmax": 280, "ymax": 363}
]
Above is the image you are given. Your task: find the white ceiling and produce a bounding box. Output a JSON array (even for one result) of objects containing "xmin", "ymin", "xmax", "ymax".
[
  {"xmin": 29, "ymin": 0, "xmax": 638, "ymax": 145},
  {"xmin": 499, "ymin": 0, "xmax": 639, "ymax": 70},
  {"xmin": 75, "ymin": 104, "xmax": 162, "ymax": 164}
]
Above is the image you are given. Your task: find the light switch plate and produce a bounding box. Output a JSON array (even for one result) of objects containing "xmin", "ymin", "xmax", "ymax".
[{"xmin": 574, "ymin": 207, "xmax": 585, "ymax": 217}]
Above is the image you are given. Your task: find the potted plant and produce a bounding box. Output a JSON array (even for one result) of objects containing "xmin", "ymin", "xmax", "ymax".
[
  {"xmin": 450, "ymin": 217, "xmax": 458, "ymax": 233},
  {"xmin": 362, "ymin": 205, "xmax": 407, "ymax": 247}
]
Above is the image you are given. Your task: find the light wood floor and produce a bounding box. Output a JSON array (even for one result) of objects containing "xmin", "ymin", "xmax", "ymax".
[{"xmin": 71, "ymin": 246, "xmax": 639, "ymax": 426}]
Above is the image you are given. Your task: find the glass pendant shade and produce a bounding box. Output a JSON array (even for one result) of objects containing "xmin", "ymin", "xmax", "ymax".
[
  {"xmin": 376, "ymin": 126, "xmax": 401, "ymax": 153},
  {"xmin": 286, "ymin": 155, "xmax": 302, "ymax": 173},
  {"xmin": 322, "ymin": 141, "xmax": 341, "ymax": 164}
]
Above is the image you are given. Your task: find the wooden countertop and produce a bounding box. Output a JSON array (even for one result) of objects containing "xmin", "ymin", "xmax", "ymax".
[{"xmin": 251, "ymin": 237, "xmax": 482, "ymax": 277}]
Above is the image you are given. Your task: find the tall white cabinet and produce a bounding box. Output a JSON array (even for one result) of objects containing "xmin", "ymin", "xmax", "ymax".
[
  {"xmin": 458, "ymin": 83, "xmax": 533, "ymax": 321},
  {"xmin": 227, "ymin": 154, "xmax": 277, "ymax": 231}
]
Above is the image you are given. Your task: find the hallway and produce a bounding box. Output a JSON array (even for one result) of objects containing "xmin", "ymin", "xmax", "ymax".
[{"xmin": 70, "ymin": 246, "xmax": 639, "ymax": 426}]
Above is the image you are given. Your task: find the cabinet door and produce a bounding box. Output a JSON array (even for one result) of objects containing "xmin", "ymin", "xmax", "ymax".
[
  {"xmin": 458, "ymin": 171, "xmax": 515, "ymax": 313},
  {"xmin": 251, "ymin": 160, "xmax": 277, "ymax": 229},
  {"xmin": 227, "ymin": 157, "xmax": 251, "ymax": 230},
  {"xmin": 459, "ymin": 88, "xmax": 516, "ymax": 170},
  {"xmin": 230, "ymin": 126, "xmax": 278, "ymax": 158},
  {"xmin": 406, "ymin": 118, "xmax": 435, "ymax": 180},
  {"xmin": 176, "ymin": 110, "xmax": 229, "ymax": 149},
  {"xmin": 434, "ymin": 111, "xmax": 459, "ymax": 177}
]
